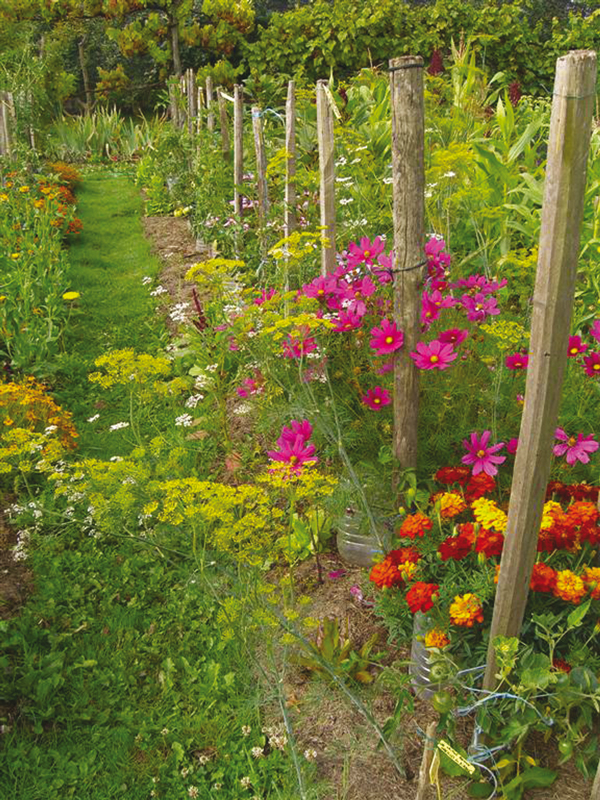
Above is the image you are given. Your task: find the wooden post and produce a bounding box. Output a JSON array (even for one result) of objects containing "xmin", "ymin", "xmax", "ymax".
[
  {"xmin": 591, "ymin": 756, "xmax": 600, "ymax": 800},
  {"xmin": 316, "ymin": 80, "xmax": 336, "ymax": 274},
  {"xmin": 217, "ymin": 90, "xmax": 230, "ymax": 160},
  {"xmin": 233, "ymin": 85, "xmax": 244, "ymax": 220},
  {"xmin": 389, "ymin": 56, "xmax": 425, "ymax": 473},
  {"xmin": 169, "ymin": 81, "xmax": 180, "ymax": 129},
  {"xmin": 285, "ymin": 80, "xmax": 297, "ymax": 240},
  {"xmin": 483, "ymin": 50, "xmax": 597, "ymax": 691},
  {"xmin": 186, "ymin": 68, "xmax": 196, "ymax": 134},
  {"xmin": 206, "ymin": 77, "xmax": 215, "ymax": 133},
  {"xmin": 196, "ymin": 86, "xmax": 203, "ymax": 134},
  {"xmin": 0, "ymin": 93, "xmax": 10, "ymax": 157},
  {"xmin": 252, "ymin": 106, "xmax": 269, "ymax": 232}
]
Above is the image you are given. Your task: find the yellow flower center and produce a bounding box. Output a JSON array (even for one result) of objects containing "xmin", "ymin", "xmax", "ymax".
[
  {"xmin": 430, "ymin": 355, "xmax": 439, "ymax": 363},
  {"xmin": 385, "ymin": 336, "xmax": 393, "ymax": 344},
  {"xmin": 477, "ymin": 449, "xmax": 486, "ymax": 458},
  {"xmin": 364, "ymin": 250, "xmax": 370, "ymax": 258}
]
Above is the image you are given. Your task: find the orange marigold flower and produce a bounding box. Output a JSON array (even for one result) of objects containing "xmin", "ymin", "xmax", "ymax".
[
  {"xmin": 457, "ymin": 522, "xmax": 477, "ymax": 545},
  {"xmin": 434, "ymin": 492, "xmax": 467, "ymax": 519},
  {"xmin": 582, "ymin": 567, "xmax": 600, "ymax": 600},
  {"xmin": 438, "ymin": 533, "xmax": 472, "ymax": 561},
  {"xmin": 475, "ymin": 529, "xmax": 504, "ymax": 558},
  {"xmin": 397, "ymin": 512, "xmax": 433, "ymax": 540},
  {"xmin": 553, "ymin": 569, "xmax": 587, "ymax": 604},
  {"xmin": 449, "ymin": 593, "xmax": 484, "ymax": 627},
  {"xmin": 405, "ymin": 582, "xmax": 439, "ymax": 613},
  {"xmin": 530, "ymin": 563, "xmax": 557, "ymax": 593},
  {"xmin": 369, "ymin": 558, "xmax": 402, "ymax": 589},
  {"xmin": 424, "ymin": 628, "xmax": 450, "ymax": 649},
  {"xmin": 568, "ymin": 501, "xmax": 598, "ymax": 527}
]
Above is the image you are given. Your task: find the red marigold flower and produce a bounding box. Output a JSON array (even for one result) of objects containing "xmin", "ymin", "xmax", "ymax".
[
  {"xmin": 552, "ymin": 658, "xmax": 572, "ymax": 673},
  {"xmin": 438, "ymin": 533, "xmax": 472, "ymax": 561},
  {"xmin": 406, "ymin": 581, "xmax": 439, "ymax": 614},
  {"xmin": 457, "ymin": 522, "xmax": 477, "ymax": 545},
  {"xmin": 475, "ymin": 530, "xmax": 505, "ymax": 558},
  {"xmin": 387, "ymin": 546, "xmax": 421, "ymax": 566},
  {"xmin": 464, "ymin": 473, "xmax": 496, "ymax": 501},
  {"xmin": 435, "ymin": 466, "xmax": 470, "ymax": 485},
  {"xmin": 397, "ymin": 513, "xmax": 433, "ymax": 540},
  {"xmin": 567, "ymin": 501, "xmax": 599, "ymax": 528}
]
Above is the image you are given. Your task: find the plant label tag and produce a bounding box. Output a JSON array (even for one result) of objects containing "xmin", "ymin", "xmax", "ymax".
[{"xmin": 437, "ymin": 740, "xmax": 476, "ymax": 775}]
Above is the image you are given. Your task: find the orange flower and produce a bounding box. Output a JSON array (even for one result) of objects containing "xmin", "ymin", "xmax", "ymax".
[
  {"xmin": 582, "ymin": 567, "xmax": 600, "ymax": 600},
  {"xmin": 553, "ymin": 570, "xmax": 587, "ymax": 604},
  {"xmin": 369, "ymin": 558, "xmax": 402, "ymax": 589},
  {"xmin": 434, "ymin": 492, "xmax": 467, "ymax": 519},
  {"xmin": 530, "ymin": 563, "xmax": 557, "ymax": 593},
  {"xmin": 464, "ymin": 472, "xmax": 496, "ymax": 501},
  {"xmin": 449, "ymin": 593, "xmax": 484, "ymax": 627},
  {"xmin": 406, "ymin": 582, "xmax": 439, "ymax": 613},
  {"xmin": 424, "ymin": 628, "xmax": 450, "ymax": 649},
  {"xmin": 397, "ymin": 512, "xmax": 433, "ymax": 540}
]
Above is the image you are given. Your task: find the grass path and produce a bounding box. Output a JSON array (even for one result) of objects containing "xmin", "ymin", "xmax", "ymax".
[{"xmin": 54, "ymin": 172, "xmax": 164, "ymax": 454}]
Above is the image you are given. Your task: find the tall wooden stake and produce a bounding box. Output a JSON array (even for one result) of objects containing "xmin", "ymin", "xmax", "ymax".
[
  {"xmin": 483, "ymin": 50, "xmax": 597, "ymax": 691},
  {"xmin": 316, "ymin": 80, "xmax": 336, "ymax": 274},
  {"xmin": 233, "ymin": 85, "xmax": 244, "ymax": 234},
  {"xmin": 389, "ymin": 56, "xmax": 425, "ymax": 472},
  {"xmin": 206, "ymin": 77, "xmax": 215, "ymax": 133},
  {"xmin": 186, "ymin": 68, "xmax": 196, "ymax": 134},
  {"xmin": 217, "ymin": 90, "xmax": 230, "ymax": 160},
  {"xmin": 285, "ymin": 80, "xmax": 297, "ymax": 240},
  {"xmin": 252, "ymin": 106, "xmax": 269, "ymax": 233}
]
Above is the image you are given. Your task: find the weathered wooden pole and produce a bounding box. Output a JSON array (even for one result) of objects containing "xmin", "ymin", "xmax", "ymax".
[
  {"xmin": 483, "ymin": 50, "xmax": 597, "ymax": 691},
  {"xmin": 389, "ymin": 56, "xmax": 425, "ymax": 472},
  {"xmin": 592, "ymin": 756, "xmax": 600, "ymax": 800},
  {"xmin": 196, "ymin": 86, "xmax": 203, "ymax": 134},
  {"xmin": 217, "ymin": 90, "xmax": 230, "ymax": 160},
  {"xmin": 186, "ymin": 68, "xmax": 196, "ymax": 134},
  {"xmin": 316, "ymin": 80, "xmax": 336, "ymax": 274},
  {"xmin": 285, "ymin": 80, "xmax": 297, "ymax": 241},
  {"xmin": 206, "ymin": 77, "xmax": 215, "ymax": 133},
  {"xmin": 0, "ymin": 93, "xmax": 10, "ymax": 157},
  {"xmin": 252, "ymin": 106, "xmax": 269, "ymax": 230},
  {"xmin": 233, "ymin": 85, "xmax": 244, "ymax": 220}
]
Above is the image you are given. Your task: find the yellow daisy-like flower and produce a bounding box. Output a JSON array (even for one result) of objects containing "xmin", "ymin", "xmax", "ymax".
[
  {"xmin": 554, "ymin": 570, "xmax": 586, "ymax": 604},
  {"xmin": 471, "ymin": 497, "xmax": 507, "ymax": 532},
  {"xmin": 424, "ymin": 627, "xmax": 450, "ymax": 648},
  {"xmin": 10, "ymin": 253, "xmax": 20, "ymax": 260},
  {"xmin": 435, "ymin": 491, "xmax": 467, "ymax": 519},
  {"xmin": 582, "ymin": 567, "xmax": 600, "ymax": 600},
  {"xmin": 449, "ymin": 593, "xmax": 484, "ymax": 627},
  {"xmin": 18, "ymin": 186, "xmax": 30, "ymax": 193},
  {"xmin": 0, "ymin": 194, "xmax": 8, "ymax": 202},
  {"xmin": 62, "ymin": 291, "xmax": 80, "ymax": 301}
]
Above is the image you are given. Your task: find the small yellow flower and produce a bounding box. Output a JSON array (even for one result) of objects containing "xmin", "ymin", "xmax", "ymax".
[
  {"xmin": 10, "ymin": 253, "xmax": 20, "ymax": 260},
  {"xmin": 19, "ymin": 186, "xmax": 30, "ymax": 193},
  {"xmin": 62, "ymin": 291, "xmax": 80, "ymax": 301},
  {"xmin": 0, "ymin": 194, "xmax": 8, "ymax": 202}
]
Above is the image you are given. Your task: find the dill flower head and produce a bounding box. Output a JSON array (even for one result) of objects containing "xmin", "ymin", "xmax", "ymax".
[
  {"xmin": 424, "ymin": 627, "xmax": 450, "ymax": 648},
  {"xmin": 449, "ymin": 593, "xmax": 484, "ymax": 627},
  {"xmin": 553, "ymin": 570, "xmax": 587, "ymax": 604},
  {"xmin": 471, "ymin": 497, "xmax": 507, "ymax": 532}
]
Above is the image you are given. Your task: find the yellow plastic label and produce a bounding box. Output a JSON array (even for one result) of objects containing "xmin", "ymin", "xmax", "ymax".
[{"xmin": 437, "ymin": 740, "xmax": 476, "ymax": 775}]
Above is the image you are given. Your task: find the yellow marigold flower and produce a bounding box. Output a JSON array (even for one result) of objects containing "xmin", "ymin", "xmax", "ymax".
[
  {"xmin": 581, "ymin": 567, "xmax": 600, "ymax": 600},
  {"xmin": 424, "ymin": 628, "xmax": 450, "ymax": 648},
  {"xmin": 397, "ymin": 561, "xmax": 419, "ymax": 582},
  {"xmin": 18, "ymin": 186, "xmax": 30, "ymax": 193},
  {"xmin": 435, "ymin": 492, "xmax": 467, "ymax": 519},
  {"xmin": 471, "ymin": 497, "xmax": 507, "ymax": 532},
  {"xmin": 0, "ymin": 194, "xmax": 8, "ymax": 202},
  {"xmin": 540, "ymin": 501, "xmax": 563, "ymax": 530},
  {"xmin": 62, "ymin": 291, "xmax": 80, "ymax": 301},
  {"xmin": 449, "ymin": 593, "xmax": 484, "ymax": 627},
  {"xmin": 3, "ymin": 417, "xmax": 13, "ymax": 426},
  {"xmin": 554, "ymin": 570, "xmax": 587, "ymax": 604}
]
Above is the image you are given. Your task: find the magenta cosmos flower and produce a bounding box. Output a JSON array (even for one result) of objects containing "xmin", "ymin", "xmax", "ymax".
[
  {"xmin": 567, "ymin": 335, "xmax": 588, "ymax": 357},
  {"xmin": 410, "ymin": 339, "xmax": 458, "ymax": 370},
  {"xmin": 267, "ymin": 420, "xmax": 318, "ymax": 473},
  {"xmin": 361, "ymin": 386, "xmax": 391, "ymax": 410},
  {"xmin": 347, "ymin": 236, "xmax": 386, "ymax": 267},
  {"xmin": 583, "ymin": 352, "xmax": 600, "ymax": 377},
  {"xmin": 462, "ymin": 430, "xmax": 506, "ymax": 476},
  {"xmin": 590, "ymin": 319, "xmax": 600, "ymax": 343},
  {"xmin": 438, "ymin": 328, "xmax": 469, "ymax": 346},
  {"xmin": 369, "ymin": 319, "xmax": 404, "ymax": 356},
  {"xmin": 505, "ymin": 352, "xmax": 529, "ymax": 370},
  {"xmin": 553, "ymin": 429, "xmax": 599, "ymax": 465}
]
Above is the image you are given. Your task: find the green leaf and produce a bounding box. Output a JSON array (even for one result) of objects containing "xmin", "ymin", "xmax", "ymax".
[
  {"xmin": 468, "ymin": 782, "xmax": 494, "ymax": 798},
  {"xmin": 520, "ymin": 766, "xmax": 558, "ymax": 789},
  {"xmin": 567, "ymin": 598, "xmax": 591, "ymax": 629}
]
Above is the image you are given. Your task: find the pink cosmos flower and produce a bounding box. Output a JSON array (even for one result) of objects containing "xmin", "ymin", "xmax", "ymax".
[
  {"xmin": 567, "ymin": 335, "xmax": 588, "ymax": 357},
  {"xmin": 253, "ymin": 288, "xmax": 277, "ymax": 305},
  {"xmin": 450, "ymin": 275, "xmax": 507, "ymax": 295},
  {"xmin": 280, "ymin": 419, "xmax": 313, "ymax": 443},
  {"xmin": 506, "ymin": 438, "xmax": 519, "ymax": 455},
  {"xmin": 460, "ymin": 293, "xmax": 501, "ymax": 322},
  {"xmin": 590, "ymin": 319, "xmax": 600, "ymax": 343},
  {"xmin": 302, "ymin": 275, "xmax": 338, "ymax": 301},
  {"xmin": 410, "ymin": 340, "xmax": 458, "ymax": 370},
  {"xmin": 361, "ymin": 386, "xmax": 391, "ymax": 410},
  {"xmin": 347, "ymin": 236, "xmax": 386, "ymax": 267},
  {"xmin": 369, "ymin": 319, "xmax": 404, "ymax": 355},
  {"xmin": 282, "ymin": 336, "xmax": 318, "ymax": 359},
  {"xmin": 376, "ymin": 361, "xmax": 394, "ymax": 375},
  {"xmin": 462, "ymin": 430, "xmax": 506, "ymax": 476},
  {"xmin": 438, "ymin": 328, "xmax": 469, "ymax": 346},
  {"xmin": 268, "ymin": 419, "xmax": 318, "ymax": 473},
  {"xmin": 505, "ymin": 352, "xmax": 529, "ymax": 370},
  {"xmin": 332, "ymin": 310, "xmax": 363, "ymax": 332},
  {"xmin": 583, "ymin": 352, "xmax": 600, "ymax": 377},
  {"xmin": 236, "ymin": 377, "xmax": 259, "ymax": 398},
  {"xmin": 370, "ymin": 252, "xmax": 393, "ymax": 284},
  {"xmin": 553, "ymin": 429, "xmax": 599, "ymax": 465}
]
